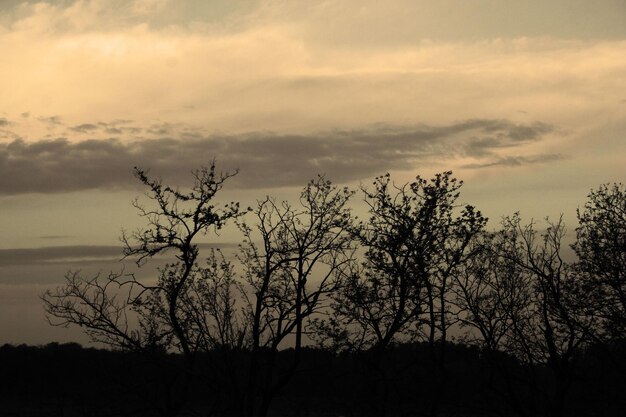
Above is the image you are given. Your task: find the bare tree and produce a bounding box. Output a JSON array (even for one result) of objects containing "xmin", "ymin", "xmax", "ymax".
[
  {"xmin": 458, "ymin": 214, "xmax": 592, "ymax": 417},
  {"xmin": 454, "ymin": 230, "xmax": 538, "ymax": 417},
  {"xmin": 454, "ymin": 233, "xmax": 511, "ymax": 352},
  {"xmin": 43, "ymin": 163, "xmax": 245, "ymax": 416},
  {"xmin": 237, "ymin": 176, "xmax": 355, "ymax": 417},
  {"xmin": 120, "ymin": 164, "xmax": 243, "ymax": 352},
  {"xmin": 42, "ymin": 270, "xmax": 164, "ymax": 352},
  {"xmin": 573, "ymin": 183, "xmax": 626, "ymax": 341},
  {"xmin": 317, "ymin": 172, "xmax": 486, "ymax": 417}
]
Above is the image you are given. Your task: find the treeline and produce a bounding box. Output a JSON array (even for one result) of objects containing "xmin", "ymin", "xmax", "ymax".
[
  {"xmin": 37, "ymin": 164, "xmax": 625, "ymax": 417},
  {"xmin": 1, "ymin": 340, "xmax": 625, "ymax": 417}
]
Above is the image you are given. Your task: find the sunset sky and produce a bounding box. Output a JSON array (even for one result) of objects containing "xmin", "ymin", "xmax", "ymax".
[{"xmin": 1, "ymin": 0, "xmax": 625, "ymax": 345}]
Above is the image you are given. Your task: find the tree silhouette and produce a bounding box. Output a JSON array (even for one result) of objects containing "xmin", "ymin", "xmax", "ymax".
[
  {"xmin": 574, "ymin": 183, "xmax": 626, "ymax": 341},
  {"xmin": 316, "ymin": 172, "xmax": 486, "ymax": 417},
  {"xmin": 38, "ymin": 166, "xmax": 626, "ymax": 417},
  {"xmin": 238, "ymin": 176, "xmax": 355, "ymax": 417},
  {"xmin": 459, "ymin": 215, "xmax": 593, "ymax": 417},
  {"xmin": 43, "ymin": 162, "xmax": 244, "ymax": 416}
]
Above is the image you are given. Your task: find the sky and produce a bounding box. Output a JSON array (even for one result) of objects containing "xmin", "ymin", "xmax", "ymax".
[{"xmin": 0, "ymin": 0, "xmax": 625, "ymax": 345}]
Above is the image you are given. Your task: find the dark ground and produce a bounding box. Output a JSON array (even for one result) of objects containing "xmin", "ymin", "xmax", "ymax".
[{"xmin": 1, "ymin": 341, "xmax": 625, "ymax": 417}]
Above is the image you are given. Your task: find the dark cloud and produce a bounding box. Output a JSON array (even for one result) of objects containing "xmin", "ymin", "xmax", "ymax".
[
  {"xmin": 506, "ymin": 122, "xmax": 552, "ymax": 141},
  {"xmin": 104, "ymin": 127, "xmax": 123, "ymax": 134},
  {"xmin": 147, "ymin": 122, "xmax": 176, "ymax": 135},
  {"xmin": 0, "ymin": 118, "xmax": 9, "ymax": 127},
  {"xmin": 0, "ymin": 119, "xmax": 557, "ymax": 195},
  {"xmin": 96, "ymin": 121, "xmax": 143, "ymax": 136},
  {"xmin": 65, "ymin": 121, "xmax": 145, "ymax": 136},
  {"xmin": 464, "ymin": 137, "xmax": 504, "ymax": 157},
  {"xmin": 69, "ymin": 123, "xmax": 99, "ymax": 133},
  {"xmin": 461, "ymin": 154, "xmax": 566, "ymax": 169},
  {"xmin": 0, "ymin": 245, "xmax": 123, "ymax": 267},
  {"xmin": 0, "ymin": 243, "xmax": 237, "ymax": 268}
]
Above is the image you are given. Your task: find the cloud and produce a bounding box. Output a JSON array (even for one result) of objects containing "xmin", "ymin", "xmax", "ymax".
[
  {"xmin": 0, "ymin": 243, "xmax": 236, "ymax": 267},
  {"xmin": 69, "ymin": 123, "xmax": 99, "ymax": 133},
  {"xmin": 0, "ymin": 245, "xmax": 123, "ymax": 267},
  {"xmin": 3, "ymin": 1, "xmax": 625, "ymax": 41},
  {"xmin": 67, "ymin": 122, "xmax": 144, "ymax": 135},
  {"xmin": 0, "ymin": 0, "xmax": 624, "ymax": 139},
  {"xmin": 462, "ymin": 154, "xmax": 566, "ymax": 169},
  {"xmin": 0, "ymin": 117, "xmax": 20, "ymax": 140},
  {"xmin": 258, "ymin": 1, "xmax": 626, "ymax": 48},
  {"xmin": 0, "ymin": 119, "xmax": 557, "ymax": 195}
]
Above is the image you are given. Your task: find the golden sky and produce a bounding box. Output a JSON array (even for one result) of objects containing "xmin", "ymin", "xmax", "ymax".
[{"xmin": 0, "ymin": 0, "xmax": 624, "ymax": 344}]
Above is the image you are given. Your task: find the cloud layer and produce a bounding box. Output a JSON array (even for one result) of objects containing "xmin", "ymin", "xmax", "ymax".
[
  {"xmin": 0, "ymin": 245, "xmax": 122, "ymax": 267},
  {"xmin": 0, "ymin": 242, "xmax": 236, "ymax": 267},
  {"xmin": 1, "ymin": 0, "xmax": 624, "ymax": 137},
  {"xmin": 0, "ymin": 119, "xmax": 559, "ymax": 194}
]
